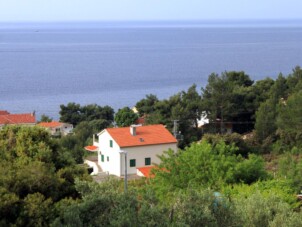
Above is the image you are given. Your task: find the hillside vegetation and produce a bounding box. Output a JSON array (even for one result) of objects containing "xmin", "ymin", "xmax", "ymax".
[{"xmin": 1, "ymin": 66, "xmax": 302, "ymax": 226}]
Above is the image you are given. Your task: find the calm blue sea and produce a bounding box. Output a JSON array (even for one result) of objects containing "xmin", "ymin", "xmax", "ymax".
[{"xmin": 0, "ymin": 21, "xmax": 301, "ymax": 119}]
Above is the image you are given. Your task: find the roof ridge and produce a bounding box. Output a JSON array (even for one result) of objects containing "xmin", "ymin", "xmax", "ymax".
[{"xmin": 105, "ymin": 124, "xmax": 177, "ymax": 148}]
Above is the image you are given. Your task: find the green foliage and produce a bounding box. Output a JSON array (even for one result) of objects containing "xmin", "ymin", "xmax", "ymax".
[
  {"xmin": 0, "ymin": 187, "xmax": 20, "ymax": 224},
  {"xmin": 137, "ymin": 85, "xmax": 203, "ymax": 148},
  {"xmin": 115, "ymin": 106, "xmax": 138, "ymax": 127},
  {"xmin": 173, "ymin": 84, "xmax": 203, "ymax": 147},
  {"xmin": 233, "ymin": 154, "xmax": 268, "ymax": 184},
  {"xmin": 3, "ymin": 67, "xmax": 302, "ymax": 225},
  {"xmin": 0, "ymin": 126, "xmax": 91, "ymax": 226},
  {"xmin": 202, "ymin": 133, "xmax": 255, "ymax": 157},
  {"xmin": 59, "ymin": 102, "xmax": 82, "ymax": 126},
  {"xmin": 276, "ymin": 152, "xmax": 302, "ymax": 191},
  {"xmin": 286, "ymin": 66, "xmax": 302, "ymax": 94},
  {"xmin": 172, "ymin": 189, "xmax": 236, "ymax": 227},
  {"xmin": 19, "ymin": 193, "xmax": 53, "ymax": 227},
  {"xmin": 223, "ymin": 179, "xmax": 299, "ymax": 209},
  {"xmin": 252, "ymin": 77, "xmax": 275, "ymax": 108},
  {"xmin": 59, "ymin": 102, "xmax": 114, "ymax": 127},
  {"xmin": 277, "ymin": 91, "xmax": 302, "ymax": 147},
  {"xmin": 255, "ymin": 99, "xmax": 278, "ymax": 144},
  {"xmin": 39, "ymin": 114, "xmax": 53, "ymax": 123},
  {"xmin": 53, "ymin": 179, "xmax": 169, "ymax": 227},
  {"xmin": 232, "ymin": 191, "xmax": 302, "ymax": 227},
  {"xmin": 201, "ymin": 71, "xmax": 255, "ymax": 134},
  {"xmin": 59, "ymin": 119, "xmax": 110, "ymax": 163},
  {"xmin": 136, "ymin": 94, "xmax": 159, "ymax": 116},
  {"xmin": 253, "ymin": 75, "xmax": 288, "ymax": 145},
  {"xmin": 152, "ymin": 141, "xmax": 268, "ymax": 201},
  {"xmin": 269, "ymin": 74, "xmax": 288, "ymax": 103},
  {"xmin": 0, "ymin": 126, "xmax": 68, "ymax": 167}
]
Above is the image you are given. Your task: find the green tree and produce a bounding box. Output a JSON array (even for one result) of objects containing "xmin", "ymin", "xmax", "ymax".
[
  {"xmin": 81, "ymin": 104, "xmax": 114, "ymax": 123},
  {"xmin": 276, "ymin": 150, "xmax": 302, "ymax": 190},
  {"xmin": 39, "ymin": 114, "xmax": 53, "ymax": 123},
  {"xmin": 59, "ymin": 119, "xmax": 110, "ymax": 164},
  {"xmin": 0, "ymin": 187, "xmax": 20, "ymax": 225},
  {"xmin": 152, "ymin": 141, "xmax": 268, "ymax": 201},
  {"xmin": 286, "ymin": 66, "xmax": 302, "ymax": 94},
  {"xmin": 251, "ymin": 77, "xmax": 275, "ymax": 108},
  {"xmin": 233, "ymin": 191, "xmax": 302, "ymax": 227},
  {"xmin": 59, "ymin": 102, "xmax": 82, "ymax": 126},
  {"xmin": 254, "ymin": 74, "xmax": 289, "ymax": 146},
  {"xmin": 201, "ymin": 71, "xmax": 255, "ymax": 134},
  {"xmin": 115, "ymin": 107, "xmax": 138, "ymax": 127},
  {"xmin": 135, "ymin": 94, "xmax": 159, "ymax": 116},
  {"xmin": 277, "ymin": 91, "xmax": 302, "ymax": 147},
  {"xmin": 19, "ymin": 193, "xmax": 53, "ymax": 227},
  {"xmin": 255, "ymin": 99, "xmax": 278, "ymax": 143},
  {"xmin": 59, "ymin": 103, "xmax": 114, "ymax": 127},
  {"xmin": 172, "ymin": 189, "xmax": 236, "ymax": 227},
  {"xmin": 0, "ymin": 126, "xmax": 91, "ymax": 225},
  {"xmin": 233, "ymin": 154, "xmax": 268, "ymax": 184},
  {"xmin": 202, "ymin": 133, "xmax": 254, "ymax": 157}
]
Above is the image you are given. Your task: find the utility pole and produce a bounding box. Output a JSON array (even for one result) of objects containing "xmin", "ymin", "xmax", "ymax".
[
  {"xmin": 220, "ymin": 105, "xmax": 224, "ymax": 134},
  {"xmin": 124, "ymin": 151, "xmax": 127, "ymax": 193},
  {"xmin": 119, "ymin": 150, "xmax": 127, "ymax": 193},
  {"xmin": 173, "ymin": 120, "xmax": 179, "ymax": 138}
]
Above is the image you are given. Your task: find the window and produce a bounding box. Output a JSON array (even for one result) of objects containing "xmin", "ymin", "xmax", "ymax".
[
  {"xmin": 110, "ymin": 140, "xmax": 113, "ymax": 148},
  {"xmin": 107, "ymin": 156, "xmax": 109, "ymax": 162},
  {"xmin": 145, "ymin": 157, "xmax": 151, "ymax": 166},
  {"xmin": 101, "ymin": 155, "xmax": 104, "ymax": 162},
  {"xmin": 94, "ymin": 134, "xmax": 99, "ymax": 143},
  {"xmin": 130, "ymin": 159, "xmax": 136, "ymax": 167}
]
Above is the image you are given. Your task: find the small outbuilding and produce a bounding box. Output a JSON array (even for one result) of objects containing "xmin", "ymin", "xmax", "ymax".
[{"xmin": 38, "ymin": 121, "xmax": 73, "ymax": 136}]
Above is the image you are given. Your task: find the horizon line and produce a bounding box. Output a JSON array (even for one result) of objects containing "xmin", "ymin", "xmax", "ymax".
[{"xmin": 1, "ymin": 18, "xmax": 302, "ymax": 23}]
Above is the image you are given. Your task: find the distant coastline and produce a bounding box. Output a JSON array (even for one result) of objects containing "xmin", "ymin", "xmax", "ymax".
[
  {"xmin": 1, "ymin": 19, "xmax": 302, "ymax": 29},
  {"xmin": 0, "ymin": 21, "xmax": 301, "ymax": 119}
]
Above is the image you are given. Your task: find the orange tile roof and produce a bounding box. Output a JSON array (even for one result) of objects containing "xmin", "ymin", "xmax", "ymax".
[
  {"xmin": 137, "ymin": 166, "xmax": 156, "ymax": 178},
  {"xmin": 84, "ymin": 145, "xmax": 99, "ymax": 152},
  {"xmin": 38, "ymin": 121, "xmax": 63, "ymax": 128},
  {"xmin": 0, "ymin": 113, "xmax": 36, "ymax": 125},
  {"xmin": 0, "ymin": 110, "xmax": 10, "ymax": 115},
  {"xmin": 106, "ymin": 124, "xmax": 177, "ymax": 148}
]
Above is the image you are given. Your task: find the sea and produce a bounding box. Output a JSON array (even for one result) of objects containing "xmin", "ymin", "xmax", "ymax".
[{"xmin": 0, "ymin": 20, "xmax": 302, "ymax": 120}]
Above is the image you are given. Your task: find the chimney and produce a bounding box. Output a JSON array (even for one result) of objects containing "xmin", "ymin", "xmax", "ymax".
[{"xmin": 130, "ymin": 125, "xmax": 136, "ymax": 136}]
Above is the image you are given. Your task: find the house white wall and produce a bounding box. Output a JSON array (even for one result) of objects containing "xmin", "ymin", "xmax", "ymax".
[
  {"xmin": 121, "ymin": 143, "xmax": 177, "ymax": 175},
  {"xmin": 42, "ymin": 123, "xmax": 73, "ymax": 136},
  {"xmin": 61, "ymin": 123, "xmax": 73, "ymax": 135},
  {"xmin": 97, "ymin": 130, "xmax": 122, "ymax": 176}
]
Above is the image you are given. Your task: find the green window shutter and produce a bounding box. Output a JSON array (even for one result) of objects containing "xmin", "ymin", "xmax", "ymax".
[
  {"xmin": 107, "ymin": 156, "xmax": 109, "ymax": 162},
  {"xmin": 101, "ymin": 155, "xmax": 104, "ymax": 162},
  {"xmin": 130, "ymin": 159, "xmax": 136, "ymax": 167},
  {"xmin": 110, "ymin": 140, "xmax": 113, "ymax": 147},
  {"xmin": 145, "ymin": 157, "xmax": 151, "ymax": 165}
]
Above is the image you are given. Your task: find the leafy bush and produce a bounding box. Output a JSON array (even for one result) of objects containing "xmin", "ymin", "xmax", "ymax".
[{"xmin": 202, "ymin": 133, "xmax": 255, "ymax": 157}]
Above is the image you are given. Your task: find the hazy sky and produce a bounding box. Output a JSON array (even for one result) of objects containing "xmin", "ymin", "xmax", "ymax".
[{"xmin": 0, "ymin": 0, "xmax": 301, "ymax": 22}]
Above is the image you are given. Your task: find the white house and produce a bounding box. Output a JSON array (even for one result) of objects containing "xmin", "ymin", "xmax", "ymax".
[
  {"xmin": 86, "ymin": 124, "xmax": 177, "ymax": 177},
  {"xmin": 38, "ymin": 121, "xmax": 73, "ymax": 136}
]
